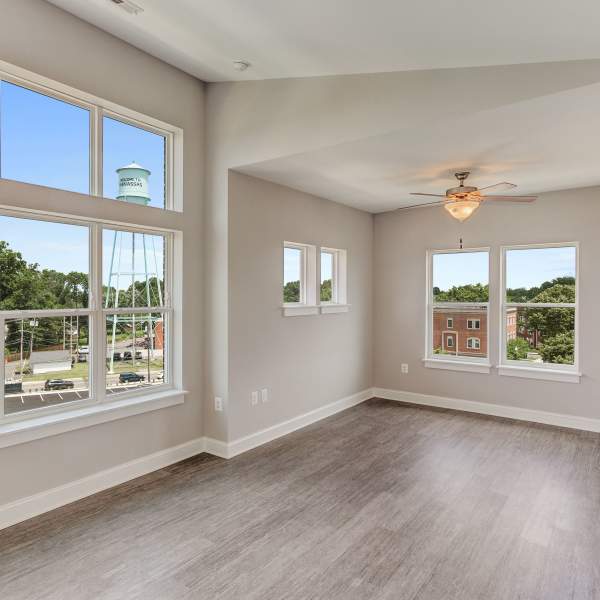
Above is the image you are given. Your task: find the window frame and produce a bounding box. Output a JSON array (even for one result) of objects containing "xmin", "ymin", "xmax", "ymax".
[
  {"xmin": 446, "ymin": 317, "xmax": 454, "ymax": 329},
  {"xmin": 0, "ymin": 210, "xmax": 175, "ymax": 425},
  {"xmin": 0, "ymin": 60, "xmax": 185, "ymax": 445},
  {"xmin": 282, "ymin": 241, "xmax": 317, "ymax": 316},
  {"xmin": 424, "ymin": 247, "xmax": 491, "ymax": 373},
  {"xmin": 467, "ymin": 319, "xmax": 481, "ymax": 330},
  {"xmin": 0, "ymin": 59, "xmax": 182, "ymax": 212},
  {"xmin": 467, "ymin": 337, "xmax": 481, "ymax": 350},
  {"xmin": 499, "ymin": 242, "xmax": 580, "ymax": 383},
  {"xmin": 319, "ymin": 246, "xmax": 348, "ymax": 314}
]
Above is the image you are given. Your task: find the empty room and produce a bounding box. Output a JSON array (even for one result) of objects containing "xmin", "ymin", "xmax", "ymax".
[{"xmin": 1, "ymin": 1, "xmax": 599, "ymax": 598}]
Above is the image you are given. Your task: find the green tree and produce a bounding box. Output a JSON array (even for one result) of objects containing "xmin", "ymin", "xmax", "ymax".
[
  {"xmin": 540, "ymin": 331, "xmax": 575, "ymax": 364},
  {"xmin": 507, "ymin": 337, "xmax": 530, "ymax": 360},
  {"xmin": 283, "ymin": 280, "xmax": 300, "ymax": 303},
  {"xmin": 434, "ymin": 283, "xmax": 488, "ymax": 302},
  {"xmin": 320, "ymin": 279, "xmax": 332, "ymax": 302},
  {"xmin": 526, "ymin": 283, "xmax": 575, "ymax": 341}
]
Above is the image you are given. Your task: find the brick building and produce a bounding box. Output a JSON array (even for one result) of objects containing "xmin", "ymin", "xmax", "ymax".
[{"xmin": 433, "ymin": 308, "xmax": 517, "ymax": 357}]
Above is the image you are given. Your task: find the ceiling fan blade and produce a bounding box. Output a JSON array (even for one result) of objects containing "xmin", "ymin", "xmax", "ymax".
[
  {"xmin": 482, "ymin": 195, "xmax": 537, "ymax": 203},
  {"xmin": 477, "ymin": 182, "xmax": 517, "ymax": 193},
  {"xmin": 410, "ymin": 192, "xmax": 447, "ymax": 198},
  {"xmin": 397, "ymin": 200, "xmax": 447, "ymax": 210}
]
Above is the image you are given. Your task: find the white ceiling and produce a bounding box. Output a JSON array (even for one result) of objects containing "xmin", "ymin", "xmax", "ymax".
[
  {"xmin": 48, "ymin": 0, "xmax": 600, "ymax": 82},
  {"xmin": 239, "ymin": 80, "xmax": 600, "ymax": 212}
]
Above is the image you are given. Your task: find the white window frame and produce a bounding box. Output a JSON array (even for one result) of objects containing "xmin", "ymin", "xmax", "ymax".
[
  {"xmin": 423, "ymin": 247, "xmax": 491, "ymax": 374},
  {"xmin": 319, "ymin": 247, "xmax": 349, "ymax": 314},
  {"xmin": 467, "ymin": 337, "xmax": 481, "ymax": 350},
  {"xmin": 282, "ymin": 241, "xmax": 317, "ymax": 316},
  {"xmin": 447, "ymin": 317, "xmax": 454, "ymax": 329},
  {"xmin": 0, "ymin": 61, "xmax": 185, "ymax": 448},
  {"xmin": 0, "ymin": 210, "xmax": 177, "ymax": 426},
  {"xmin": 499, "ymin": 242, "xmax": 580, "ymax": 383},
  {"xmin": 467, "ymin": 319, "xmax": 481, "ymax": 330},
  {"xmin": 0, "ymin": 59, "xmax": 183, "ymax": 212}
]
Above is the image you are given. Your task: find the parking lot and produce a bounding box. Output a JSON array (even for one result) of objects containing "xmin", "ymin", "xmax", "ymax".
[{"xmin": 4, "ymin": 384, "xmax": 148, "ymax": 415}]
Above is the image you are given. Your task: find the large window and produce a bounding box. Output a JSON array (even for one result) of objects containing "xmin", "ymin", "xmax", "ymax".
[
  {"xmin": 0, "ymin": 69, "xmax": 179, "ymax": 210},
  {"xmin": 501, "ymin": 243, "xmax": 578, "ymax": 380},
  {"xmin": 0, "ymin": 214, "xmax": 173, "ymax": 421},
  {"xmin": 426, "ymin": 249, "xmax": 490, "ymax": 369}
]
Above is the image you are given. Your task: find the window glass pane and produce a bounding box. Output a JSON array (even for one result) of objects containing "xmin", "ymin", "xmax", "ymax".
[
  {"xmin": 4, "ymin": 316, "xmax": 90, "ymax": 415},
  {"xmin": 283, "ymin": 247, "xmax": 301, "ymax": 303},
  {"xmin": 432, "ymin": 251, "xmax": 489, "ymax": 302},
  {"xmin": 0, "ymin": 216, "xmax": 89, "ymax": 310},
  {"xmin": 103, "ymin": 116, "xmax": 166, "ymax": 209},
  {"xmin": 321, "ymin": 251, "xmax": 334, "ymax": 302},
  {"xmin": 433, "ymin": 306, "xmax": 488, "ymax": 358},
  {"xmin": 105, "ymin": 312, "xmax": 166, "ymax": 395},
  {"xmin": 102, "ymin": 229, "xmax": 165, "ymax": 309},
  {"xmin": 506, "ymin": 307, "xmax": 575, "ymax": 365},
  {"xmin": 0, "ymin": 81, "xmax": 90, "ymax": 194},
  {"xmin": 506, "ymin": 246, "xmax": 576, "ymax": 302}
]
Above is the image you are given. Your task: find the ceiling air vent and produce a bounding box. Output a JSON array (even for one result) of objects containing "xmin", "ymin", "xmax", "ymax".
[{"xmin": 110, "ymin": 0, "xmax": 144, "ymax": 15}]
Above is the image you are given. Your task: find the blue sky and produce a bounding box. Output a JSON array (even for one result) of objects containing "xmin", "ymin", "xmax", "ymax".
[
  {"xmin": 283, "ymin": 248, "xmax": 333, "ymax": 284},
  {"xmin": 0, "ymin": 81, "xmax": 165, "ymax": 279},
  {"xmin": 433, "ymin": 247, "xmax": 576, "ymax": 291}
]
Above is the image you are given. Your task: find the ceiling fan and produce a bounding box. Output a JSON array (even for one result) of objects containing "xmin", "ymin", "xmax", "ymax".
[{"xmin": 406, "ymin": 171, "xmax": 537, "ymax": 222}]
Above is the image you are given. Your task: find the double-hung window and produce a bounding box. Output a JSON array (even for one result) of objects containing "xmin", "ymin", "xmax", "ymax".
[
  {"xmin": 500, "ymin": 243, "xmax": 579, "ymax": 383},
  {"xmin": 0, "ymin": 61, "xmax": 182, "ymax": 441},
  {"xmin": 425, "ymin": 248, "xmax": 490, "ymax": 372}
]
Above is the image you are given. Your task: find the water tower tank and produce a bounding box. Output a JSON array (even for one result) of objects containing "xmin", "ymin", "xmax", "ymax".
[{"xmin": 116, "ymin": 162, "xmax": 151, "ymax": 205}]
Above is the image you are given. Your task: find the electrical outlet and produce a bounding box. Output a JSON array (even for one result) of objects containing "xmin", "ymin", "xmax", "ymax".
[
  {"xmin": 214, "ymin": 397, "xmax": 223, "ymax": 412},
  {"xmin": 261, "ymin": 388, "xmax": 268, "ymax": 403},
  {"xmin": 401, "ymin": 363, "xmax": 409, "ymax": 374},
  {"xmin": 251, "ymin": 391, "xmax": 259, "ymax": 406}
]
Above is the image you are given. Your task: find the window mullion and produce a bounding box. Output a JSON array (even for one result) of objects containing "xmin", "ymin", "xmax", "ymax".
[{"xmin": 91, "ymin": 223, "xmax": 105, "ymax": 403}]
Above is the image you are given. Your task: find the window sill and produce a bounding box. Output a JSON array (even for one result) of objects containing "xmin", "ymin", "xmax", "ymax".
[
  {"xmin": 0, "ymin": 388, "xmax": 187, "ymax": 449},
  {"xmin": 320, "ymin": 304, "xmax": 350, "ymax": 314},
  {"xmin": 282, "ymin": 305, "xmax": 319, "ymax": 317},
  {"xmin": 423, "ymin": 358, "xmax": 492, "ymax": 374},
  {"xmin": 498, "ymin": 365, "xmax": 581, "ymax": 384}
]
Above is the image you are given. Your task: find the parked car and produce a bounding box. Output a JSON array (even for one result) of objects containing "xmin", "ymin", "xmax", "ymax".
[
  {"xmin": 112, "ymin": 352, "xmax": 122, "ymax": 361},
  {"xmin": 4, "ymin": 382, "xmax": 23, "ymax": 394},
  {"xmin": 44, "ymin": 379, "xmax": 75, "ymax": 391},
  {"xmin": 123, "ymin": 351, "xmax": 143, "ymax": 361},
  {"xmin": 119, "ymin": 372, "xmax": 145, "ymax": 384}
]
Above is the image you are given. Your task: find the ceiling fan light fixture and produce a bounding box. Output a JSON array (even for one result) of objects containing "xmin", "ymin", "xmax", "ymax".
[{"xmin": 444, "ymin": 199, "xmax": 480, "ymax": 222}]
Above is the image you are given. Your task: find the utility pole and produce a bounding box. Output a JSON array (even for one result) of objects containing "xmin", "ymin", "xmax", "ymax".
[{"xmin": 19, "ymin": 319, "xmax": 24, "ymax": 379}]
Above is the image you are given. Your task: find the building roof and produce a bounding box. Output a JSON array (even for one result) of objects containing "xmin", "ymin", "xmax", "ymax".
[{"xmin": 29, "ymin": 350, "xmax": 71, "ymax": 365}]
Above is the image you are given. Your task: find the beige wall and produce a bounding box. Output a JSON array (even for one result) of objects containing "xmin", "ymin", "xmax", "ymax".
[
  {"xmin": 227, "ymin": 172, "xmax": 372, "ymax": 441},
  {"xmin": 0, "ymin": 0, "xmax": 204, "ymax": 505},
  {"xmin": 374, "ymin": 186, "xmax": 600, "ymax": 419}
]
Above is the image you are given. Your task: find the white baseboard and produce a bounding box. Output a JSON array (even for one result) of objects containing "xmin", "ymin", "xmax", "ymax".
[
  {"xmin": 373, "ymin": 387, "xmax": 600, "ymax": 433},
  {"xmin": 211, "ymin": 388, "xmax": 374, "ymax": 460},
  {"xmin": 0, "ymin": 437, "xmax": 206, "ymax": 531}
]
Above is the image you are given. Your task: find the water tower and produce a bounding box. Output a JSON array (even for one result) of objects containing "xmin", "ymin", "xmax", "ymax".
[{"xmin": 105, "ymin": 162, "xmax": 163, "ymax": 375}]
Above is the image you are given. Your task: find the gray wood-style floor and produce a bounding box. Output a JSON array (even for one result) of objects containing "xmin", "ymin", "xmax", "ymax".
[{"xmin": 2, "ymin": 398, "xmax": 600, "ymax": 600}]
